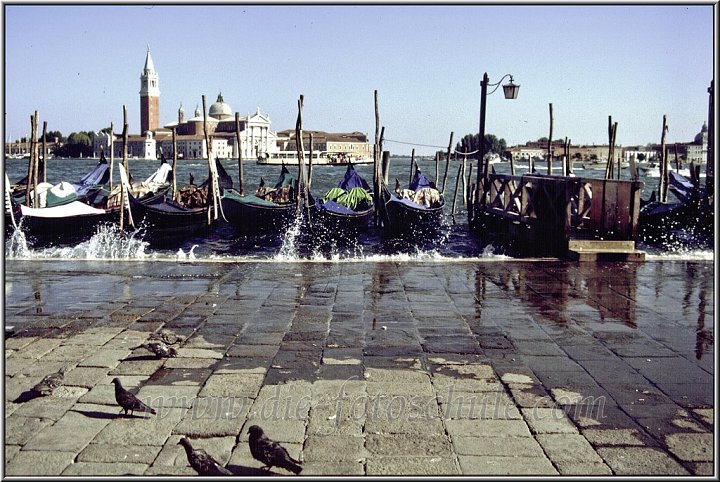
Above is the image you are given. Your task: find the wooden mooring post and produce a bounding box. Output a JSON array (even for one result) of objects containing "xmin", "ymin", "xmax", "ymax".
[
  {"xmin": 441, "ymin": 132, "xmax": 453, "ymax": 193},
  {"xmin": 235, "ymin": 112, "xmax": 244, "ymax": 195},
  {"xmin": 546, "ymin": 103, "xmax": 553, "ymax": 175}
]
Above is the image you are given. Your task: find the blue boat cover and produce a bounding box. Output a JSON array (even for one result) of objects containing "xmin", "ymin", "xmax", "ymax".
[
  {"xmin": 409, "ymin": 170, "xmax": 433, "ymax": 191},
  {"xmin": 319, "ymin": 199, "xmax": 359, "ymax": 215},
  {"xmin": 338, "ymin": 164, "xmax": 371, "ymax": 191},
  {"xmin": 71, "ymin": 160, "xmax": 110, "ymax": 197},
  {"xmin": 388, "ymin": 194, "xmax": 433, "ymax": 210}
]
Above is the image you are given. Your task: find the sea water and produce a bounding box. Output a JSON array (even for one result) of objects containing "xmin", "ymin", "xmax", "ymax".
[{"xmin": 3, "ymin": 157, "xmax": 713, "ymax": 262}]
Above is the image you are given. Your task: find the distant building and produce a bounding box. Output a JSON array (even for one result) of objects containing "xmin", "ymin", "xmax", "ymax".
[{"xmin": 276, "ymin": 130, "xmax": 372, "ymax": 160}]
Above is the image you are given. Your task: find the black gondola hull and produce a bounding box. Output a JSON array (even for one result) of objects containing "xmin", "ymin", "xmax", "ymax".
[
  {"xmin": 221, "ymin": 194, "xmax": 296, "ymax": 234},
  {"xmin": 381, "ymin": 187, "xmax": 444, "ymax": 238}
]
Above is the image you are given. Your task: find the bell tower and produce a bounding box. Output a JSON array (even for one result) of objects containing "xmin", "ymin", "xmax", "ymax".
[{"xmin": 139, "ymin": 46, "xmax": 160, "ymax": 135}]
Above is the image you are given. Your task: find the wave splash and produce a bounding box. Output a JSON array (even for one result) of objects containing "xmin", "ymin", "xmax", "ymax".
[{"xmin": 5, "ymin": 223, "xmax": 151, "ymax": 260}]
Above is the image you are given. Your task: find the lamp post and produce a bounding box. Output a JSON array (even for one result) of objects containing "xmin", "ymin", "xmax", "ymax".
[{"xmin": 474, "ymin": 72, "xmax": 520, "ymax": 208}]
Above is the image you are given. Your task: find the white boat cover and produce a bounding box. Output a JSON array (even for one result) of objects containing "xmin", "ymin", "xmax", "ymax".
[{"xmin": 20, "ymin": 200, "xmax": 109, "ymax": 218}]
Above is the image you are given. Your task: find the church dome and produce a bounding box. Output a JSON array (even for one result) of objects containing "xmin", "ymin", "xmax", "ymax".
[
  {"xmin": 694, "ymin": 122, "xmax": 708, "ymax": 144},
  {"xmin": 209, "ymin": 92, "xmax": 233, "ymax": 120}
]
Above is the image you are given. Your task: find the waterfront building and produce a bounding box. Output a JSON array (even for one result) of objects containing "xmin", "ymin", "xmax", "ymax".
[{"xmin": 276, "ymin": 130, "xmax": 373, "ymax": 161}]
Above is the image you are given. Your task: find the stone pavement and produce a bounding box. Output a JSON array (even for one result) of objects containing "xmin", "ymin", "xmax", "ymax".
[{"xmin": 3, "ymin": 259, "xmax": 715, "ymax": 476}]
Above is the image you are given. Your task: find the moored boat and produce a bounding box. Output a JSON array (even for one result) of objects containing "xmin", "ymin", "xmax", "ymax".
[
  {"xmin": 311, "ymin": 163, "xmax": 373, "ymax": 236},
  {"xmin": 380, "ymin": 169, "xmax": 445, "ymax": 238},
  {"xmin": 220, "ymin": 163, "xmax": 298, "ymax": 234}
]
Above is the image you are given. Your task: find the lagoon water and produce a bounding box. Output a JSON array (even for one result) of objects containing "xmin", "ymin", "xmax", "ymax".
[{"xmin": 3, "ymin": 157, "xmax": 713, "ymax": 262}]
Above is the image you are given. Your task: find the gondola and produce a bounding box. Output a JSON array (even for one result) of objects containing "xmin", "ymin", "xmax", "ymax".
[
  {"xmin": 119, "ymin": 162, "xmax": 216, "ymax": 242},
  {"xmin": 380, "ymin": 169, "xmax": 445, "ymax": 237},
  {"xmin": 5, "ymin": 157, "xmax": 114, "ymax": 244},
  {"xmin": 311, "ymin": 163, "xmax": 373, "ymax": 236},
  {"xmin": 220, "ymin": 163, "xmax": 298, "ymax": 234}
]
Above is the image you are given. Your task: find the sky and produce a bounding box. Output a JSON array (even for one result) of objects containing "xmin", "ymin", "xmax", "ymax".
[{"xmin": 2, "ymin": 4, "xmax": 716, "ymax": 155}]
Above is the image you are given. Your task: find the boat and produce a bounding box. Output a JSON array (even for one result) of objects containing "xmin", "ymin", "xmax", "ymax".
[
  {"xmin": 5, "ymin": 174, "xmax": 115, "ymax": 245},
  {"xmin": 119, "ymin": 161, "xmax": 217, "ymax": 242},
  {"xmin": 257, "ymin": 150, "xmax": 373, "ymax": 166},
  {"xmin": 380, "ymin": 169, "xmax": 445, "ymax": 237},
  {"xmin": 310, "ymin": 163, "xmax": 373, "ymax": 236},
  {"xmin": 220, "ymin": 163, "xmax": 298, "ymax": 234},
  {"xmin": 5, "ymin": 157, "xmax": 116, "ymax": 244}
]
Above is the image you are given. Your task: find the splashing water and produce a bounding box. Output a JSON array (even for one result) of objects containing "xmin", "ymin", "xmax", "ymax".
[
  {"xmin": 176, "ymin": 244, "xmax": 199, "ymax": 260},
  {"xmin": 5, "ymin": 223, "xmax": 150, "ymax": 260},
  {"xmin": 276, "ymin": 214, "xmax": 303, "ymax": 261}
]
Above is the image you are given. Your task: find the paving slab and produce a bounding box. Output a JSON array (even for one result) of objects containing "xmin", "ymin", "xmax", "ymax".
[{"xmin": 4, "ymin": 260, "xmax": 714, "ymax": 476}]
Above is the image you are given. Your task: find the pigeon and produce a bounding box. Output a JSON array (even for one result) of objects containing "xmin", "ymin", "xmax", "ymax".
[
  {"xmin": 32, "ymin": 366, "xmax": 67, "ymax": 396},
  {"xmin": 178, "ymin": 437, "xmax": 233, "ymax": 476},
  {"xmin": 132, "ymin": 340, "xmax": 177, "ymax": 359},
  {"xmin": 111, "ymin": 377, "xmax": 156, "ymax": 417},
  {"xmin": 149, "ymin": 329, "xmax": 184, "ymax": 345},
  {"xmin": 248, "ymin": 425, "xmax": 302, "ymax": 474}
]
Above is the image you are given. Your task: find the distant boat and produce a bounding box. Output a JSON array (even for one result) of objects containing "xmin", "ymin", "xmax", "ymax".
[{"xmin": 258, "ymin": 150, "xmax": 373, "ymax": 166}]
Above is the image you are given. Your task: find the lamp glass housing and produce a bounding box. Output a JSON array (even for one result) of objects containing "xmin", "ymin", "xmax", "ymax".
[{"xmin": 502, "ymin": 81, "xmax": 520, "ymax": 99}]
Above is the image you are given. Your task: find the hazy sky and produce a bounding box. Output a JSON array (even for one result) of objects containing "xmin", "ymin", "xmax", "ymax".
[{"xmin": 3, "ymin": 4, "xmax": 715, "ymax": 155}]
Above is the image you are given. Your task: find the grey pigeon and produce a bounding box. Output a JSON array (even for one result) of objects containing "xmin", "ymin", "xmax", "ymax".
[
  {"xmin": 248, "ymin": 425, "xmax": 302, "ymax": 474},
  {"xmin": 111, "ymin": 377, "xmax": 156, "ymax": 417},
  {"xmin": 133, "ymin": 340, "xmax": 177, "ymax": 358},
  {"xmin": 178, "ymin": 437, "xmax": 233, "ymax": 476},
  {"xmin": 32, "ymin": 366, "xmax": 67, "ymax": 396},
  {"xmin": 149, "ymin": 329, "xmax": 184, "ymax": 345}
]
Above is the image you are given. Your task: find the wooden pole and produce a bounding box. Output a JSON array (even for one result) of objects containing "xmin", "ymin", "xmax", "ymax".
[
  {"xmin": 674, "ymin": 143, "xmax": 680, "ymax": 172},
  {"xmin": 409, "ymin": 148, "xmax": 415, "ymax": 187},
  {"xmin": 171, "ymin": 127, "xmax": 178, "ymax": 201},
  {"xmin": 441, "ymin": 131, "xmax": 454, "ymax": 193},
  {"xmin": 659, "ymin": 114, "xmax": 668, "ymax": 202},
  {"xmin": 202, "ymin": 95, "xmax": 218, "ymax": 222},
  {"xmin": 509, "ymin": 152, "xmax": 515, "ymax": 176},
  {"xmin": 109, "ymin": 122, "xmax": 114, "ymax": 191},
  {"xmin": 31, "ymin": 113, "xmax": 39, "ymax": 207},
  {"xmin": 235, "ymin": 112, "xmax": 244, "ymax": 195},
  {"xmin": 295, "ymin": 95, "xmax": 306, "ymax": 218},
  {"xmin": 308, "ymin": 132, "xmax": 314, "ymax": 190},
  {"xmin": 373, "ymin": 90, "xmax": 380, "ymax": 226},
  {"xmin": 461, "ymin": 154, "xmax": 468, "ymax": 205},
  {"xmin": 382, "ymin": 151, "xmax": 390, "ymax": 186},
  {"xmin": 120, "ymin": 105, "xmax": 128, "ymax": 230},
  {"xmin": 41, "ymin": 121, "xmax": 47, "ymax": 183},
  {"xmin": 564, "ymin": 137, "xmax": 570, "ymax": 176},
  {"xmin": 451, "ymin": 155, "xmax": 463, "ymax": 224},
  {"xmin": 547, "ymin": 103, "xmax": 553, "ymax": 175},
  {"xmin": 705, "ymin": 80, "xmax": 714, "ymax": 204},
  {"xmin": 25, "ymin": 114, "xmax": 34, "ymax": 206},
  {"xmin": 466, "ymin": 162, "xmax": 473, "ymax": 209},
  {"xmin": 611, "ymin": 123, "xmax": 618, "ymax": 180}
]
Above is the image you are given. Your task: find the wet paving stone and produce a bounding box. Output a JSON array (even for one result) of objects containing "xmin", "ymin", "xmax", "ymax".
[{"xmin": 4, "ymin": 260, "xmax": 714, "ymax": 476}]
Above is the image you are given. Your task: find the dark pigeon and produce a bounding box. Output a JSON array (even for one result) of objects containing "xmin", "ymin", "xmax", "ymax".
[
  {"xmin": 111, "ymin": 377, "xmax": 156, "ymax": 417},
  {"xmin": 178, "ymin": 437, "xmax": 233, "ymax": 476},
  {"xmin": 149, "ymin": 329, "xmax": 184, "ymax": 345},
  {"xmin": 132, "ymin": 340, "xmax": 177, "ymax": 359},
  {"xmin": 248, "ymin": 425, "xmax": 302, "ymax": 474},
  {"xmin": 32, "ymin": 366, "xmax": 67, "ymax": 396}
]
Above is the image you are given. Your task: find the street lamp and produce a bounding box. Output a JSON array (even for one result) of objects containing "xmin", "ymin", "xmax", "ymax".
[{"xmin": 475, "ymin": 72, "xmax": 520, "ymax": 203}]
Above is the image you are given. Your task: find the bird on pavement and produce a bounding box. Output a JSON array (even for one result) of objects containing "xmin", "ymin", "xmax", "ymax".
[
  {"xmin": 32, "ymin": 366, "xmax": 68, "ymax": 396},
  {"xmin": 178, "ymin": 437, "xmax": 233, "ymax": 476},
  {"xmin": 132, "ymin": 340, "xmax": 177, "ymax": 359},
  {"xmin": 149, "ymin": 329, "xmax": 184, "ymax": 345},
  {"xmin": 111, "ymin": 377, "xmax": 156, "ymax": 417},
  {"xmin": 248, "ymin": 425, "xmax": 302, "ymax": 474}
]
